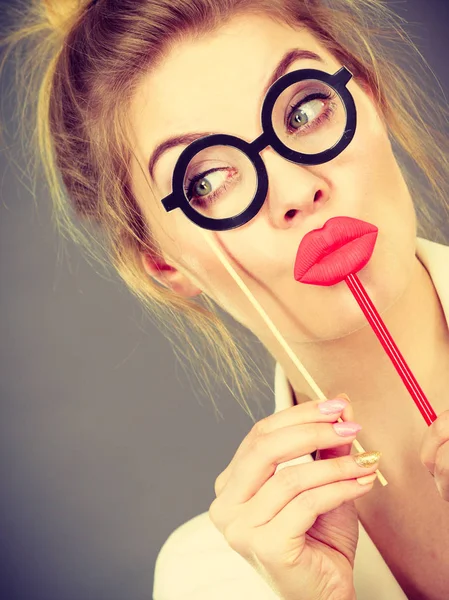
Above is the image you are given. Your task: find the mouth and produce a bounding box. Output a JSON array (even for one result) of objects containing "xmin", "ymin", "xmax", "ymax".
[{"xmin": 294, "ymin": 216, "xmax": 379, "ymax": 286}]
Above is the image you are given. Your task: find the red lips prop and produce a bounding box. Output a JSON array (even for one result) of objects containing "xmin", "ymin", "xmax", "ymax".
[{"xmin": 294, "ymin": 216, "xmax": 437, "ymax": 426}]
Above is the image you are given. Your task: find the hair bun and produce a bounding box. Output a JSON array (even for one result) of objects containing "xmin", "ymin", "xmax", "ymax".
[{"xmin": 42, "ymin": 0, "xmax": 91, "ymax": 32}]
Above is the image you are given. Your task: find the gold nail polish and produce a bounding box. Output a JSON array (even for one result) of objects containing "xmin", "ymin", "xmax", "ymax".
[{"xmin": 354, "ymin": 451, "xmax": 382, "ymax": 468}]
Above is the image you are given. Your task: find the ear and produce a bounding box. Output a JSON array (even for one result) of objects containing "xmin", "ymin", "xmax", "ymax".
[{"xmin": 140, "ymin": 252, "xmax": 203, "ymax": 298}]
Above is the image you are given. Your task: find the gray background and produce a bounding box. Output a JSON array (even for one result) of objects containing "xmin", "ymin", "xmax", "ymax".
[{"xmin": 1, "ymin": 1, "xmax": 449, "ymax": 599}]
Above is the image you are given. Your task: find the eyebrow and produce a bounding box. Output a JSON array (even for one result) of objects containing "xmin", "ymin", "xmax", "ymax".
[{"xmin": 147, "ymin": 48, "xmax": 324, "ymax": 179}]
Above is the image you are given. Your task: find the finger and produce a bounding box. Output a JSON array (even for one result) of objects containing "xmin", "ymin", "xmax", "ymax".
[
  {"xmin": 245, "ymin": 451, "xmax": 381, "ymax": 527},
  {"xmin": 336, "ymin": 392, "xmax": 355, "ymax": 424},
  {"xmin": 249, "ymin": 476, "xmax": 376, "ymax": 567},
  {"xmin": 420, "ymin": 410, "xmax": 449, "ymax": 474},
  {"xmin": 435, "ymin": 439, "xmax": 449, "ymax": 501},
  {"xmin": 218, "ymin": 420, "xmax": 361, "ymax": 505},
  {"xmin": 318, "ymin": 393, "xmax": 355, "ymax": 461},
  {"xmin": 215, "ymin": 396, "xmax": 351, "ymax": 496}
]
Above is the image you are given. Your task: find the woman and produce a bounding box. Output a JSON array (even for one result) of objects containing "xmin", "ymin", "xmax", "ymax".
[{"xmin": 2, "ymin": 0, "xmax": 449, "ymax": 598}]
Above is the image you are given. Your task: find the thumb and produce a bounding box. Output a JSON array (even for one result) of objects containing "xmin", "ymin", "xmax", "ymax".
[{"xmin": 317, "ymin": 392, "xmax": 356, "ymax": 461}]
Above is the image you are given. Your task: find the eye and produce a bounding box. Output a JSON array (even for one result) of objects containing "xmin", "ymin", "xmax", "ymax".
[
  {"xmin": 190, "ymin": 170, "xmax": 226, "ymax": 199},
  {"xmin": 289, "ymin": 98, "xmax": 325, "ymax": 129},
  {"xmin": 286, "ymin": 90, "xmax": 335, "ymax": 133},
  {"xmin": 184, "ymin": 166, "xmax": 238, "ymax": 208}
]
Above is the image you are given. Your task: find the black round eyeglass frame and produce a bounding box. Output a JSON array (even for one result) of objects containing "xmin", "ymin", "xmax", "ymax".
[{"xmin": 160, "ymin": 66, "xmax": 356, "ymax": 231}]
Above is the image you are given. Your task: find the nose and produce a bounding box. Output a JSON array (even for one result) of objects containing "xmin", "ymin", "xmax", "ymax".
[{"xmin": 260, "ymin": 148, "xmax": 331, "ymax": 228}]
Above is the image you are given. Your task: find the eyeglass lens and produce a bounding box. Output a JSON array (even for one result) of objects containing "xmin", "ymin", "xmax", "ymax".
[{"xmin": 181, "ymin": 78, "xmax": 346, "ymax": 220}]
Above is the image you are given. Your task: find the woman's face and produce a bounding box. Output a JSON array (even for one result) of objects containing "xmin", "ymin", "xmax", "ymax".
[{"xmin": 129, "ymin": 13, "xmax": 417, "ymax": 344}]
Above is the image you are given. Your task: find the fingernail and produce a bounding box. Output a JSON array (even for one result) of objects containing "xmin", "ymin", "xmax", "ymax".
[
  {"xmin": 354, "ymin": 451, "xmax": 382, "ymax": 468},
  {"xmin": 333, "ymin": 421, "xmax": 362, "ymax": 436},
  {"xmin": 357, "ymin": 473, "xmax": 377, "ymax": 485},
  {"xmin": 318, "ymin": 398, "xmax": 348, "ymax": 414}
]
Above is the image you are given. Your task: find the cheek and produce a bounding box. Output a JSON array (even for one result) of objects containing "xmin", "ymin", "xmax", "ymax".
[
  {"xmin": 142, "ymin": 189, "xmax": 233, "ymax": 290},
  {"xmin": 133, "ymin": 166, "xmax": 239, "ymax": 300},
  {"xmin": 335, "ymin": 98, "xmax": 404, "ymax": 208},
  {"xmin": 344, "ymin": 105, "xmax": 417, "ymax": 297},
  {"xmin": 351, "ymin": 105, "xmax": 391, "ymax": 172},
  {"xmin": 132, "ymin": 165, "xmax": 204, "ymax": 266}
]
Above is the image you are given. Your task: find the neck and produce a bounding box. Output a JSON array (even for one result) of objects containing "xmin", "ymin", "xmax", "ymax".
[{"xmin": 269, "ymin": 255, "xmax": 449, "ymax": 417}]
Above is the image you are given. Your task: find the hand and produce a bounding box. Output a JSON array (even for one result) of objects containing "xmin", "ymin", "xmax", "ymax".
[
  {"xmin": 420, "ymin": 409, "xmax": 449, "ymax": 501},
  {"xmin": 208, "ymin": 395, "xmax": 381, "ymax": 600}
]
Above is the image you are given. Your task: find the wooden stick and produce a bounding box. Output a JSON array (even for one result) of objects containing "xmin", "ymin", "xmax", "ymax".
[{"xmin": 201, "ymin": 229, "xmax": 388, "ymax": 486}]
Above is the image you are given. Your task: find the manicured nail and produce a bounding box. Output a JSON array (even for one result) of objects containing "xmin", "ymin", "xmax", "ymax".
[
  {"xmin": 357, "ymin": 473, "xmax": 377, "ymax": 485},
  {"xmin": 354, "ymin": 451, "xmax": 382, "ymax": 468},
  {"xmin": 318, "ymin": 398, "xmax": 348, "ymax": 414},
  {"xmin": 333, "ymin": 421, "xmax": 362, "ymax": 436}
]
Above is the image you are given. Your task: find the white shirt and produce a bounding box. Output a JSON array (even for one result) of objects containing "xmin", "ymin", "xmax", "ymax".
[{"xmin": 153, "ymin": 236, "xmax": 449, "ymax": 599}]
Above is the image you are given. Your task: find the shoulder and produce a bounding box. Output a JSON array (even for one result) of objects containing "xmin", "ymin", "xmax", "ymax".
[
  {"xmin": 155, "ymin": 511, "xmax": 223, "ymax": 560},
  {"xmin": 153, "ymin": 511, "xmax": 281, "ymax": 599},
  {"xmin": 152, "ymin": 511, "xmax": 229, "ymax": 599}
]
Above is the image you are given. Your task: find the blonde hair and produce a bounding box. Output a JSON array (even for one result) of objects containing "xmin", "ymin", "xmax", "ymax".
[{"xmin": 1, "ymin": 0, "xmax": 448, "ymax": 422}]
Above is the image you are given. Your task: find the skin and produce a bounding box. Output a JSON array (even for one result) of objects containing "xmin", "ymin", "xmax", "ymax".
[
  {"xmin": 129, "ymin": 13, "xmax": 449, "ymax": 416},
  {"xmin": 128, "ymin": 12, "xmax": 449, "ymax": 597}
]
